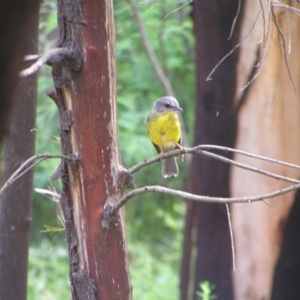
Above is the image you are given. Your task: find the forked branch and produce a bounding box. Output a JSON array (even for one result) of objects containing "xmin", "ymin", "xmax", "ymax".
[
  {"xmin": 0, "ymin": 154, "xmax": 73, "ymax": 195},
  {"xmin": 20, "ymin": 48, "xmax": 74, "ymax": 77},
  {"xmin": 103, "ymin": 144, "xmax": 300, "ymax": 226}
]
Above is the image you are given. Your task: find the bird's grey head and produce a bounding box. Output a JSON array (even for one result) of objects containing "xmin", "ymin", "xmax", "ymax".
[{"xmin": 153, "ymin": 96, "xmax": 183, "ymax": 113}]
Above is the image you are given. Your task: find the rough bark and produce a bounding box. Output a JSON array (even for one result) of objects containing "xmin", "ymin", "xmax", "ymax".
[
  {"xmin": 0, "ymin": 2, "xmax": 39, "ymax": 299},
  {"xmin": 0, "ymin": 0, "xmax": 39, "ymax": 145},
  {"xmin": 231, "ymin": 1, "xmax": 300, "ymax": 299},
  {"xmin": 181, "ymin": 1, "xmax": 243, "ymax": 299},
  {"xmin": 51, "ymin": 0, "xmax": 131, "ymax": 299},
  {"xmin": 180, "ymin": 201, "xmax": 197, "ymax": 300}
]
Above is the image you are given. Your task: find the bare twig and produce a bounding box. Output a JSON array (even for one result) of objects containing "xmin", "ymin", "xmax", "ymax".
[
  {"xmin": 202, "ymin": 152, "xmax": 299, "ymax": 183},
  {"xmin": 23, "ymin": 54, "xmax": 40, "ymax": 62},
  {"xmin": 35, "ymin": 187, "xmax": 65, "ymax": 227},
  {"xmin": 110, "ymin": 182, "xmax": 300, "ymax": 215},
  {"xmin": 272, "ymin": 1, "xmax": 300, "ymax": 17},
  {"xmin": 226, "ymin": 204, "xmax": 236, "ymax": 272},
  {"xmin": 110, "ymin": 143, "xmax": 300, "ymax": 215},
  {"xmin": 206, "ymin": 9, "xmax": 261, "ymax": 81},
  {"xmin": 283, "ymin": 3, "xmax": 292, "ymax": 54},
  {"xmin": 129, "ymin": 145, "xmax": 300, "ymax": 184},
  {"xmin": 259, "ymin": 0, "xmax": 267, "ymax": 46},
  {"xmin": 0, "ymin": 154, "xmax": 72, "ymax": 195},
  {"xmin": 198, "ymin": 145, "xmax": 300, "ymax": 170},
  {"xmin": 127, "ymin": 0, "xmax": 174, "ymax": 96},
  {"xmin": 20, "ymin": 48, "xmax": 73, "ymax": 77},
  {"xmin": 240, "ymin": 0, "xmax": 273, "ymax": 92},
  {"xmin": 163, "ymin": 0, "xmax": 193, "ymax": 19},
  {"xmin": 228, "ymin": 0, "xmax": 241, "ymax": 40},
  {"xmin": 34, "ymin": 188, "xmax": 61, "ymax": 202},
  {"xmin": 271, "ymin": 4, "xmax": 297, "ymax": 92}
]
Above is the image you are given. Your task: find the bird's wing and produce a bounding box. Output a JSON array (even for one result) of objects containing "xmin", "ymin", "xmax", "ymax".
[{"xmin": 146, "ymin": 113, "xmax": 161, "ymax": 154}]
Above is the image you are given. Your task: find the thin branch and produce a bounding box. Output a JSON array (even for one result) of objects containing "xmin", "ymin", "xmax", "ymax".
[
  {"xmin": 163, "ymin": 0, "xmax": 193, "ymax": 20},
  {"xmin": 23, "ymin": 54, "xmax": 40, "ymax": 62},
  {"xmin": 198, "ymin": 145, "xmax": 300, "ymax": 170},
  {"xmin": 127, "ymin": 0, "xmax": 174, "ymax": 96},
  {"xmin": 228, "ymin": 0, "xmax": 241, "ymax": 40},
  {"xmin": 226, "ymin": 204, "xmax": 236, "ymax": 272},
  {"xmin": 0, "ymin": 154, "xmax": 72, "ymax": 195},
  {"xmin": 35, "ymin": 187, "xmax": 65, "ymax": 226},
  {"xmin": 197, "ymin": 149, "xmax": 299, "ymax": 184},
  {"xmin": 206, "ymin": 9, "xmax": 261, "ymax": 81},
  {"xmin": 105, "ymin": 143, "xmax": 300, "ymax": 225},
  {"xmin": 259, "ymin": 0, "xmax": 267, "ymax": 47},
  {"xmin": 240, "ymin": 47, "xmax": 265, "ymax": 92},
  {"xmin": 19, "ymin": 48, "xmax": 73, "ymax": 77},
  {"xmin": 240, "ymin": 0, "xmax": 275, "ymax": 93},
  {"xmin": 110, "ymin": 182, "xmax": 300, "ymax": 215},
  {"xmin": 129, "ymin": 146, "xmax": 300, "ymax": 184},
  {"xmin": 34, "ymin": 188, "xmax": 61, "ymax": 202},
  {"xmin": 283, "ymin": 3, "xmax": 292, "ymax": 54},
  {"xmin": 271, "ymin": 5, "xmax": 297, "ymax": 92},
  {"xmin": 240, "ymin": 38, "xmax": 275, "ymax": 91},
  {"xmin": 272, "ymin": 1, "xmax": 300, "ymax": 17}
]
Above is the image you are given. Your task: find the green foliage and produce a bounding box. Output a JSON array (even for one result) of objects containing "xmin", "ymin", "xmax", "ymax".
[
  {"xmin": 115, "ymin": 7, "xmax": 194, "ymax": 292},
  {"xmin": 115, "ymin": 0, "xmax": 195, "ymax": 156},
  {"xmin": 28, "ymin": 233, "xmax": 182, "ymax": 300},
  {"xmin": 39, "ymin": 0, "xmax": 58, "ymax": 52},
  {"xmin": 196, "ymin": 281, "xmax": 217, "ymax": 300},
  {"xmin": 32, "ymin": 70, "xmax": 61, "ymax": 241},
  {"xmin": 28, "ymin": 241, "xmax": 70, "ymax": 300},
  {"xmin": 129, "ymin": 240, "xmax": 180, "ymax": 300},
  {"xmin": 31, "ymin": 0, "xmax": 61, "ymax": 241}
]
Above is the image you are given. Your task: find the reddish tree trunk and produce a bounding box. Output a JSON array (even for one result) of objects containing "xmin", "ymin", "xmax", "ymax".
[{"xmin": 52, "ymin": 0, "xmax": 131, "ymax": 299}]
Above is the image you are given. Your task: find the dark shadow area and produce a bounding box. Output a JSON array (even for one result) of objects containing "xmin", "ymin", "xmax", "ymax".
[{"xmin": 271, "ymin": 189, "xmax": 300, "ymax": 300}]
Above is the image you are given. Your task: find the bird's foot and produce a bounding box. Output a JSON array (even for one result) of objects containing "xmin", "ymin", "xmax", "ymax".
[{"xmin": 177, "ymin": 143, "xmax": 187, "ymax": 161}]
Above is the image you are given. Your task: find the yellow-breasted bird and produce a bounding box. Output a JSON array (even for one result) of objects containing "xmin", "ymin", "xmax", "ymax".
[{"xmin": 146, "ymin": 96, "xmax": 182, "ymax": 178}]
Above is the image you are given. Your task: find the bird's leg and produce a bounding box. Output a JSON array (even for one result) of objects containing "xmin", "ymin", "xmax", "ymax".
[
  {"xmin": 177, "ymin": 143, "xmax": 187, "ymax": 161},
  {"xmin": 159, "ymin": 151, "xmax": 165, "ymax": 161}
]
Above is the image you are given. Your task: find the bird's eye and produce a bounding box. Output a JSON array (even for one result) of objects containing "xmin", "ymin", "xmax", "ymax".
[{"xmin": 165, "ymin": 104, "xmax": 171, "ymax": 108}]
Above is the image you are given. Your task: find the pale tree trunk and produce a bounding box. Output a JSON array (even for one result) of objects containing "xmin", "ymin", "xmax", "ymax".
[
  {"xmin": 231, "ymin": 1, "xmax": 300, "ymax": 299},
  {"xmin": 50, "ymin": 0, "xmax": 131, "ymax": 299}
]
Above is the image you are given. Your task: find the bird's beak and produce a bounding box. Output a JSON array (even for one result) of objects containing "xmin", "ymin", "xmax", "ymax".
[{"xmin": 176, "ymin": 106, "xmax": 183, "ymax": 112}]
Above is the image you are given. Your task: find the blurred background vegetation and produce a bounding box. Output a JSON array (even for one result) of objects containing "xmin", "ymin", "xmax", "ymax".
[{"xmin": 29, "ymin": 0, "xmax": 195, "ymax": 299}]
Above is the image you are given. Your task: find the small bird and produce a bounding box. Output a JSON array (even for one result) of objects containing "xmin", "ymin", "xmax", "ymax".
[{"xmin": 146, "ymin": 96, "xmax": 182, "ymax": 178}]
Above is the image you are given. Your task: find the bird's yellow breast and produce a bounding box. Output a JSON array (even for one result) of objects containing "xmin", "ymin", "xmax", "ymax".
[{"xmin": 147, "ymin": 112, "xmax": 181, "ymax": 152}]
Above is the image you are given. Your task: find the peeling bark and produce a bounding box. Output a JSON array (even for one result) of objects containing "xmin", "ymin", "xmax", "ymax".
[{"xmin": 231, "ymin": 1, "xmax": 300, "ymax": 299}]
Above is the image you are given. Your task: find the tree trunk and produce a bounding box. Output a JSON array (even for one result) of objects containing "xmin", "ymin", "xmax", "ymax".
[
  {"xmin": 0, "ymin": 2, "xmax": 39, "ymax": 299},
  {"xmin": 181, "ymin": 1, "xmax": 243, "ymax": 299},
  {"xmin": 231, "ymin": 1, "xmax": 300, "ymax": 299},
  {"xmin": 51, "ymin": 0, "xmax": 131, "ymax": 299},
  {"xmin": 271, "ymin": 189, "xmax": 300, "ymax": 300},
  {"xmin": 0, "ymin": 0, "xmax": 39, "ymax": 144}
]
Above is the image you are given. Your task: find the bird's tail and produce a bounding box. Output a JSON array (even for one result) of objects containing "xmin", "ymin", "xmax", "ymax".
[{"xmin": 162, "ymin": 156, "xmax": 178, "ymax": 178}]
